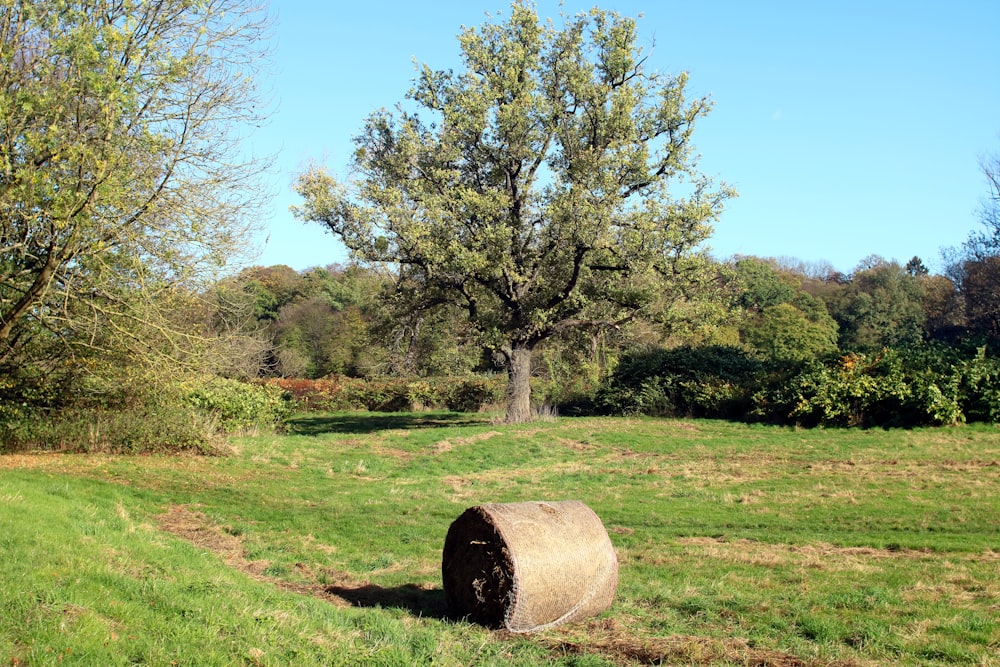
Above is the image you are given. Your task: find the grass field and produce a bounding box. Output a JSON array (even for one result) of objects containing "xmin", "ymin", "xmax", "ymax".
[{"xmin": 1, "ymin": 413, "xmax": 998, "ymax": 666}]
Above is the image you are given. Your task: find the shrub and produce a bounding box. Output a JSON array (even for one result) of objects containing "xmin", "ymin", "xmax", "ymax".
[
  {"xmin": 751, "ymin": 346, "xmax": 989, "ymax": 428},
  {"xmin": 595, "ymin": 345, "xmax": 765, "ymax": 418},
  {"xmin": 1, "ymin": 394, "xmax": 216, "ymax": 455},
  {"xmin": 447, "ymin": 377, "xmax": 506, "ymax": 412},
  {"xmin": 958, "ymin": 347, "xmax": 1000, "ymax": 422},
  {"xmin": 751, "ymin": 351, "xmax": 912, "ymax": 427},
  {"xmin": 0, "ymin": 375, "xmax": 291, "ymax": 454},
  {"xmin": 181, "ymin": 377, "xmax": 292, "ymax": 434},
  {"xmin": 263, "ymin": 375, "xmax": 507, "ymax": 413}
]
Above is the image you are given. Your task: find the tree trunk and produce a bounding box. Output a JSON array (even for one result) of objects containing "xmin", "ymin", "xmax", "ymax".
[
  {"xmin": 504, "ymin": 344, "xmax": 533, "ymax": 424},
  {"xmin": 0, "ymin": 247, "xmax": 62, "ymax": 359}
]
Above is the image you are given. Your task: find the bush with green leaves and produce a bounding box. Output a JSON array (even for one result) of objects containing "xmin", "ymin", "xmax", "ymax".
[
  {"xmin": 0, "ymin": 380, "xmax": 214, "ymax": 455},
  {"xmin": 0, "ymin": 374, "xmax": 291, "ymax": 454},
  {"xmin": 0, "ymin": 402, "xmax": 217, "ymax": 455},
  {"xmin": 751, "ymin": 345, "xmax": 1000, "ymax": 428},
  {"xmin": 180, "ymin": 377, "xmax": 292, "ymax": 434},
  {"xmin": 595, "ymin": 346, "xmax": 765, "ymax": 418},
  {"xmin": 593, "ymin": 342, "xmax": 1000, "ymax": 428},
  {"xmin": 785, "ymin": 352, "xmax": 911, "ymax": 427},
  {"xmin": 957, "ymin": 346, "xmax": 1000, "ymax": 422},
  {"xmin": 264, "ymin": 375, "xmax": 507, "ymax": 413}
]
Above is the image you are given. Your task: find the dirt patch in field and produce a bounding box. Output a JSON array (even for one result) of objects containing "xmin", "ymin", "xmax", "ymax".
[
  {"xmin": 553, "ymin": 437, "xmax": 595, "ymax": 451},
  {"xmin": 541, "ymin": 617, "xmax": 859, "ymax": 667},
  {"xmin": 157, "ymin": 506, "xmax": 247, "ymax": 565},
  {"xmin": 433, "ymin": 430, "xmax": 503, "ymax": 453},
  {"xmin": 157, "ymin": 505, "xmax": 352, "ymax": 607},
  {"xmin": 366, "ymin": 445, "xmax": 416, "ymax": 461},
  {"xmin": 156, "ymin": 505, "xmax": 446, "ymax": 616}
]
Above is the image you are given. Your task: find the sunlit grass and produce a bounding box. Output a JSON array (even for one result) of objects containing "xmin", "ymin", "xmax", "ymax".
[{"xmin": 2, "ymin": 414, "xmax": 998, "ymax": 665}]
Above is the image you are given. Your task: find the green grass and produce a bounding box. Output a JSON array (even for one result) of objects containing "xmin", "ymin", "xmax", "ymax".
[{"xmin": 2, "ymin": 414, "xmax": 998, "ymax": 665}]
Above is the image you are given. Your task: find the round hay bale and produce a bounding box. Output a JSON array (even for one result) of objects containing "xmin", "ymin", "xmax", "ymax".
[{"xmin": 441, "ymin": 500, "xmax": 618, "ymax": 633}]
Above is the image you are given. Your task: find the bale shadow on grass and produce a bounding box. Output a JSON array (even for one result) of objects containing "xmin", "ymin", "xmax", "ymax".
[
  {"xmin": 325, "ymin": 583, "xmax": 450, "ymax": 619},
  {"xmin": 287, "ymin": 413, "xmax": 484, "ymax": 436}
]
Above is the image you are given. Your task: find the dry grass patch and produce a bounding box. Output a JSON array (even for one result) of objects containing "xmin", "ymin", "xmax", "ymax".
[
  {"xmin": 0, "ymin": 452, "xmax": 117, "ymax": 472},
  {"xmin": 433, "ymin": 430, "xmax": 503, "ymax": 453},
  {"xmin": 628, "ymin": 537, "xmax": 982, "ymax": 578},
  {"xmin": 541, "ymin": 618, "xmax": 859, "ymax": 667},
  {"xmin": 442, "ymin": 459, "xmax": 595, "ymax": 491},
  {"xmin": 157, "ymin": 505, "xmax": 255, "ymax": 569},
  {"xmin": 0, "ymin": 452, "xmax": 286, "ymax": 493},
  {"xmin": 673, "ymin": 537, "xmax": 940, "ymax": 571}
]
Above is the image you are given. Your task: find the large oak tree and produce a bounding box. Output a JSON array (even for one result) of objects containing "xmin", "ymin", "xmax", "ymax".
[{"xmin": 294, "ymin": 2, "xmax": 733, "ymax": 422}]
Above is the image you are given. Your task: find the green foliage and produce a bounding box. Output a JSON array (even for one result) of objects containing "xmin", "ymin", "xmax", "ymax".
[
  {"xmin": 222, "ymin": 252, "xmax": 1000, "ymax": 431},
  {"xmin": 730, "ymin": 256, "xmax": 799, "ymax": 312},
  {"xmin": 591, "ymin": 340, "xmax": 1000, "ymax": 428},
  {"xmin": 824, "ymin": 258, "xmax": 927, "ymax": 351},
  {"xmin": 751, "ymin": 345, "xmax": 1000, "ymax": 428},
  {"xmin": 0, "ymin": 383, "xmax": 216, "ymax": 455},
  {"xmin": 236, "ymin": 265, "xmax": 305, "ymax": 322},
  {"xmin": 727, "ymin": 258, "xmax": 839, "ymax": 363},
  {"xmin": 265, "ymin": 376, "xmax": 506, "ymax": 413},
  {"xmin": 293, "ymin": 1, "xmax": 734, "ymax": 422},
  {"xmin": 180, "ymin": 377, "xmax": 292, "ymax": 434},
  {"xmin": 957, "ymin": 346, "xmax": 1000, "ymax": 422},
  {"xmin": 595, "ymin": 345, "xmax": 764, "ymax": 418},
  {"xmin": 0, "ymin": 374, "xmax": 289, "ymax": 454},
  {"xmin": 229, "ymin": 262, "xmax": 483, "ymax": 380},
  {"xmin": 921, "ymin": 273, "xmax": 965, "ymax": 342},
  {"xmin": 744, "ymin": 301, "xmax": 839, "ymax": 363},
  {"xmin": 0, "ymin": 0, "xmax": 276, "ymax": 449},
  {"xmin": 2, "ymin": 404, "xmax": 220, "ymax": 455},
  {"xmin": 779, "ymin": 352, "xmax": 911, "ymax": 427},
  {"xmin": 256, "ymin": 265, "xmax": 388, "ymax": 379},
  {"xmin": 0, "ymin": 0, "xmax": 271, "ymax": 370}
]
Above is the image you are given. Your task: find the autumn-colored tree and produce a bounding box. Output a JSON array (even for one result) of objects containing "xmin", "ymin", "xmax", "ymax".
[
  {"xmin": 947, "ymin": 149, "xmax": 1000, "ymax": 342},
  {"xmin": 919, "ymin": 274, "xmax": 964, "ymax": 342}
]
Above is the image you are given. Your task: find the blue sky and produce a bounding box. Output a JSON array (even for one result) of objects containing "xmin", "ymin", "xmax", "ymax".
[{"xmin": 250, "ymin": 0, "xmax": 999, "ymax": 275}]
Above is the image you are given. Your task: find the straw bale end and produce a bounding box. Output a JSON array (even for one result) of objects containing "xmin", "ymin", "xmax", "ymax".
[{"xmin": 441, "ymin": 500, "xmax": 618, "ymax": 633}]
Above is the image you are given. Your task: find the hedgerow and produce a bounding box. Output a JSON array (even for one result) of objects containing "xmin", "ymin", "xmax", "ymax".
[
  {"xmin": 0, "ymin": 376, "xmax": 291, "ymax": 454},
  {"xmin": 181, "ymin": 376, "xmax": 292, "ymax": 434},
  {"xmin": 596, "ymin": 343, "xmax": 1000, "ymax": 428},
  {"xmin": 264, "ymin": 375, "xmax": 506, "ymax": 413},
  {"xmin": 593, "ymin": 346, "xmax": 765, "ymax": 419}
]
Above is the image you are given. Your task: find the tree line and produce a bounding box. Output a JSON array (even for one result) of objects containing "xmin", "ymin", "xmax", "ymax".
[{"xmin": 223, "ymin": 231, "xmax": 1000, "ymax": 429}]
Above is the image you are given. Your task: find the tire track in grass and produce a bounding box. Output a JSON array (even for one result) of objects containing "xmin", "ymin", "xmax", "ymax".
[{"xmin": 156, "ymin": 505, "xmax": 445, "ymax": 616}]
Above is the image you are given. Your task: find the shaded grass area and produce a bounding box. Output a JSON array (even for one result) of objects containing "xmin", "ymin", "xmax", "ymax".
[
  {"xmin": 287, "ymin": 411, "xmax": 482, "ymax": 435},
  {"xmin": 1, "ymin": 414, "xmax": 998, "ymax": 665}
]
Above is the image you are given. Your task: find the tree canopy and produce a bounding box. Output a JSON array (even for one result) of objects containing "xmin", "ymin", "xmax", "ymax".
[
  {"xmin": 946, "ymin": 149, "xmax": 1000, "ymax": 341},
  {"xmin": 293, "ymin": 1, "xmax": 734, "ymax": 422},
  {"xmin": 0, "ymin": 0, "xmax": 271, "ymax": 381}
]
